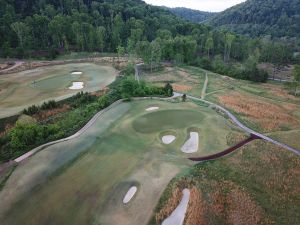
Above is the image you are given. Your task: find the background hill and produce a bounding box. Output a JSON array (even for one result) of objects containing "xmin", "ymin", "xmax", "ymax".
[
  {"xmin": 0, "ymin": 0, "xmax": 196, "ymax": 56},
  {"xmin": 209, "ymin": 0, "xmax": 300, "ymax": 39},
  {"xmin": 164, "ymin": 7, "xmax": 217, "ymax": 23}
]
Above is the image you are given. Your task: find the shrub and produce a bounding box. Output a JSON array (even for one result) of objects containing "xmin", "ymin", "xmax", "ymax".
[
  {"xmin": 41, "ymin": 100, "xmax": 58, "ymax": 110},
  {"xmin": 23, "ymin": 105, "xmax": 40, "ymax": 115}
]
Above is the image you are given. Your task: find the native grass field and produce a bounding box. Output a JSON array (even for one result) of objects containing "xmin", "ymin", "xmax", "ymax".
[
  {"xmin": 0, "ymin": 98, "xmax": 245, "ymax": 225},
  {"xmin": 0, "ymin": 63, "xmax": 117, "ymax": 118}
]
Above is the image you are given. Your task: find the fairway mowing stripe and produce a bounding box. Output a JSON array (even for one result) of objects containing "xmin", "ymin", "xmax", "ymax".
[{"xmin": 189, "ymin": 134, "xmax": 261, "ymax": 162}]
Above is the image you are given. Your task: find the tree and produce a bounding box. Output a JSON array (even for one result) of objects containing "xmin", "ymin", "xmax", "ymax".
[
  {"xmin": 72, "ymin": 21, "xmax": 84, "ymax": 50},
  {"xmin": 128, "ymin": 28, "xmax": 143, "ymax": 54},
  {"xmin": 293, "ymin": 65, "xmax": 300, "ymax": 82},
  {"xmin": 136, "ymin": 41, "xmax": 150, "ymax": 64},
  {"xmin": 164, "ymin": 83, "xmax": 173, "ymax": 96},
  {"xmin": 150, "ymin": 40, "xmax": 161, "ymax": 72},
  {"xmin": 224, "ymin": 33, "xmax": 235, "ymax": 62},
  {"xmin": 205, "ymin": 33, "xmax": 214, "ymax": 58},
  {"xmin": 95, "ymin": 26, "xmax": 105, "ymax": 52},
  {"xmin": 117, "ymin": 45, "xmax": 125, "ymax": 61},
  {"xmin": 49, "ymin": 15, "xmax": 67, "ymax": 48},
  {"xmin": 11, "ymin": 22, "xmax": 29, "ymax": 49},
  {"xmin": 111, "ymin": 14, "xmax": 124, "ymax": 51},
  {"xmin": 287, "ymin": 65, "xmax": 300, "ymax": 96}
]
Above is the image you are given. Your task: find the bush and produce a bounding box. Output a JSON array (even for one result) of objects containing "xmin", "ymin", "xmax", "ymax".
[
  {"xmin": 164, "ymin": 83, "xmax": 173, "ymax": 96},
  {"xmin": 123, "ymin": 63, "xmax": 135, "ymax": 76},
  {"xmin": 246, "ymin": 68, "xmax": 269, "ymax": 82},
  {"xmin": 23, "ymin": 105, "xmax": 40, "ymax": 115},
  {"xmin": 195, "ymin": 57, "xmax": 211, "ymax": 70},
  {"xmin": 41, "ymin": 100, "xmax": 58, "ymax": 110}
]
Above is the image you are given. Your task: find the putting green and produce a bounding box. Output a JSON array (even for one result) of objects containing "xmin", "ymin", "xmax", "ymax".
[
  {"xmin": 133, "ymin": 109, "xmax": 203, "ymax": 133},
  {"xmin": 0, "ymin": 100, "xmax": 244, "ymax": 225},
  {"xmin": 0, "ymin": 63, "xmax": 117, "ymax": 118}
]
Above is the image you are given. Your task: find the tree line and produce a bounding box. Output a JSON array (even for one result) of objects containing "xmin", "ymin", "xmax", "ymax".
[
  {"xmin": 0, "ymin": 0, "xmax": 296, "ymax": 82},
  {"xmin": 209, "ymin": 0, "xmax": 300, "ymax": 40}
]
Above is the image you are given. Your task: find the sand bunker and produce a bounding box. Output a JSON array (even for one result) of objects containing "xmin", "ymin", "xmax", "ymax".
[
  {"xmin": 69, "ymin": 82, "xmax": 84, "ymax": 90},
  {"xmin": 71, "ymin": 71, "xmax": 83, "ymax": 75},
  {"xmin": 181, "ymin": 132, "xmax": 199, "ymax": 153},
  {"xmin": 162, "ymin": 135, "xmax": 176, "ymax": 144},
  {"xmin": 162, "ymin": 189, "xmax": 190, "ymax": 225},
  {"xmin": 146, "ymin": 107, "xmax": 159, "ymax": 111},
  {"xmin": 123, "ymin": 186, "xmax": 137, "ymax": 204}
]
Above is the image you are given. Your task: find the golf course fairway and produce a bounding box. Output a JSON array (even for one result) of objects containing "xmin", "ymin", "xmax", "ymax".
[
  {"xmin": 0, "ymin": 63, "xmax": 117, "ymax": 118},
  {"xmin": 0, "ymin": 99, "xmax": 245, "ymax": 225}
]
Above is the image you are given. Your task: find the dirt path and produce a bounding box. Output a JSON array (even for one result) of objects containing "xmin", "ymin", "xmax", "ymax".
[
  {"xmin": 0, "ymin": 61, "xmax": 24, "ymax": 73},
  {"xmin": 201, "ymin": 73, "xmax": 208, "ymax": 99}
]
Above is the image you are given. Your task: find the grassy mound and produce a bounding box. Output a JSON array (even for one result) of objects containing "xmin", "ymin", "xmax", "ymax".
[{"xmin": 132, "ymin": 109, "xmax": 203, "ymax": 133}]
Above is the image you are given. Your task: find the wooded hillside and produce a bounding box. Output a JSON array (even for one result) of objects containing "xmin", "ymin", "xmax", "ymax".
[
  {"xmin": 164, "ymin": 7, "xmax": 217, "ymax": 23},
  {"xmin": 209, "ymin": 0, "xmax": 300, "ymax": 39}
]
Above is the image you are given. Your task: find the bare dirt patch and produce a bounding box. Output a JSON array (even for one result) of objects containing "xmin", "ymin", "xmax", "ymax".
[
  {"xmin": 172, "ymin": 84, "xmax": 192, "ymax": 92},
  {"xmin": 0, "ymin": 63, "xmax": 8, "ymax": 70},
  {"xmin": 218, "ymin": 93, "xmax": 300, "ymax": 132}
]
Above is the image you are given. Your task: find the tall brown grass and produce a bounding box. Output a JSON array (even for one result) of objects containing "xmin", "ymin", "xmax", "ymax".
[{"xmin": 218, "ymin": 93, "xmax": 300, "ymax": 132}]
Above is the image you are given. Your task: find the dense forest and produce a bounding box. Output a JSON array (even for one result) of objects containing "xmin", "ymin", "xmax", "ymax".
[
  {"xmin": 164, "ymin": 7, "xmax": 217, "ymax": 23},
  {"xmin": 209, "ymin": 0, "xmax": 300, "ymax": 40},
  {"xmin": 0, "ymin": 0, "xmax": 297, "ymax": 81}
]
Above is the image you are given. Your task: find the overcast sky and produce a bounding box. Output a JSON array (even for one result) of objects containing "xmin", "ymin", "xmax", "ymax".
[{"xmin": 143, "ymin": 0, "xmax": 246, "ymax": 12}]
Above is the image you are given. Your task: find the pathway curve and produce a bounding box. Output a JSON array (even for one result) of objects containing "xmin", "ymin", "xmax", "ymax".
[
  {"xmin": 14, "ymin": 99, "xmax": 124, "ymax": 163},
  {"xmin": 185, "ymin": 93, "xmax": 300, "ymax": 156}
]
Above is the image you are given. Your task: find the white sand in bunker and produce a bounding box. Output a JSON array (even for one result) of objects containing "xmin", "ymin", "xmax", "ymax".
[
  {"xmin": 146, "ymin": 107, "xmax": 159, "ymax": 111},
  {"xmin": 71, "ymin": 71, "xmax": 83, "ymax": 75},
  {"xmin": 123, "ymin": 186, "xmax": 138, "ymax": 204},
  {"xmin": 181, "ymin": 132, "xmax": 199, "ymax": 153},
  {"xmin": 162, "ymin": 135, "xmax": 176, "ymax": 144},
  {"xmin": 162, "ymin": 189, "xmax": 190, "ymax": 225},
  {"xmin": 69, "ymin": 82, "xmax": 84, "ymax": 90}
]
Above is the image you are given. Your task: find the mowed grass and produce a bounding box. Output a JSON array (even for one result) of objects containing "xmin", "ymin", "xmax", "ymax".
[
  {"xmin": 0, "ymin": 99, "xmax": 243, "ymax": 225},
  {"xmin": 0, "ymin": 63, "xmax": 117, "ymax": 118}
]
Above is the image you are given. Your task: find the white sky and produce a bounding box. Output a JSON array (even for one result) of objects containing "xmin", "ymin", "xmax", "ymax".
[{"xmin": 143, "ymin": 0, "xmax": 246, "ymax": 12}]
